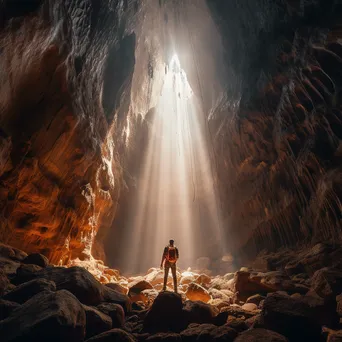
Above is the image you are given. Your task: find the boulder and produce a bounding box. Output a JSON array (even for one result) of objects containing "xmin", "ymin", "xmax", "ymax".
[
  {"xmin": 102, "ymin": 285, "xmax": 131, "ymax": 312},
  {"xmin": 246, "ymin": 294, "xmax": 266, "ymax": 306},
  {"xmin": 0, "ymin": 257, "xmax": 20, "ymax": 276},
  {"xmin": 234, "ymin": 328, "xmax": 288, "ymax": 342},
  {"xmin": 83, "ymin": 305, "xmax": 112, "ymax": 338},
  {"xmin": 22, "ymin": 253, "xmax": 49, "ymax": 268},
  {"xmin": 0, "ymin": 290, "xmax": 86, "ymax": 342},
  {"xmin": 0, "ymin": 243, "xmax": 27, "ymax": 261},
  {"xmin": 128, "ymin": 280, "xmax": 153, "ymax": 303},
  {"xmin": 180, "ymin": 323, "xmax": 237, "ymax": 342},
  {"xmin": 241, "ymin": 303, "xmax": 258, "ymax": 311},
  {"xmin": 0, "ymin": 269, "xmax": 9, "ymax": 296},
  {"xmin": 261, "ymin": 293, "xmax": 328, "ymax": 341},
  {"xmin": 3, "ymin": 278, "xmax": 56, "ymax": 304},
  {"xmin": 144, "ymin": 291, "xmax": 185, "ymax": 332},
  {"xmin": 311, "ymin": 268, "xmax": 342, "ymax": 300},
  {"xmin": 14, "ymin": 264, "xmax": 42, "ymax": 283},
  {"xmin": 226, "ymin": 316, "xmax": 248, "ymax": 332},
  {"xmin": 0, "ymin": 299, "xmax": 20, "ymax": 320},
  {"xmin": 195, "ymin": 274, "xmax": 212, "ymax": 287},
  {"xmin": 146, "ymin": 333, "xmax": 182, "ymax": 341},
  {"xmin": 183, "ymin": 300, "xmax": 214, "ymax": 324},
  {"xmin": 85, "ymin": 328, "xmax": 135, "ymax": 341},
  {"xmin": 186, "ymin": 283, "xmax": 211, "ymax": 303},
  {"xmin": 97, "ymin": 303, "xmax": 124, "ymax": 328},
  {"xmin": 105, "ymin": 282, "xmax": 127, "ymax": 295}
]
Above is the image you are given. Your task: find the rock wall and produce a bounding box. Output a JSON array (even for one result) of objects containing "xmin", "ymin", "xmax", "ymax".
[
  {"xmin": 0, "ymin": 0, "xmax": 139, "ymax": 264},
  {"xmin": 205, "ymin": 0, "xmax": 342, "ymax": 261}
]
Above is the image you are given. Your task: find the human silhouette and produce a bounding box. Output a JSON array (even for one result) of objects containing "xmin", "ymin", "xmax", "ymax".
[{"xmin": 160, "ymin": 239, "xmax": 179, "ymax": 292}]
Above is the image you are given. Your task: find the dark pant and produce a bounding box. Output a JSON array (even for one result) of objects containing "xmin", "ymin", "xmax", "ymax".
[{"xmin": 163, "ymin": 261, "xmax": 177, "ymax": 292}]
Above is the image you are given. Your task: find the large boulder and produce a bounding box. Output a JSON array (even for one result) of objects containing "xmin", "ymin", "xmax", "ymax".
[
  {"xmin": 85, "ymin": 328, "xmax": 135, "ymax": 341},
  {"xmin": 180, "ymin": 323, "xmax": 237, "ymax": 342},
  {"xmin": 183, "ymin": 300, "xmax": 215, "ymax": 324},
  {"xmin": 0, "ymin": 299, "xmax": 20, "ymax": 320},
  {"xmin": 246, "ymin": 294, "xmax": 265, "ymax": 306},
  {"xmin": 0, "ymin": 290, "xmax": 86, "ymax": 342},
  {"xmin": 144, "ymin": 291, "xmax": 185, "ymax": 332},
  {"xmin": 14, "ymin": 264, "xmax": 42, "ymax": 283},
  {"xmin": 186, "ymin": 283, "xmax": 211, "ymax": 303},
  {"xmin": 311, "ymin": 268, "xmax": 342, "ymax": 300},
  {"xmin": 97, "ymin": 303, "xmax": 125, "ymax": 328},
  {"xmin": 3, "ymin": 278, "xmax": 56, "ymax": 304},
  {"xmin": 22, "ymin": 253, "xmax": 49, "ymax": 268},
  {"xmin": 234, "ymin": 328, "xmax": 288, "ymax": 342},
  {"xmin": 13, "ymin": 266, "xmax": 110, "ymax": 306},
  {"xmin": 83, "ymin": 305, "xmax": 112, "ymax": 338},
  {"xmin": 261, "ymin": 293, "xmax": 331, "ymax": 341}
]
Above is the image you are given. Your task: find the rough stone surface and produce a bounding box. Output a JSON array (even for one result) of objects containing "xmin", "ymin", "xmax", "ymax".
[
  {"xmin": 85, "ymin": 328, "xmax": 135, "ymax": 342},
  {"xmin": 83, "ymin": 305, "xmax": 112, "ymax": 339},
  {"xmin": 97, "ymin": 303, "xmax": 125, "ymax": 328},
  {"xmin": 234, "ymin": 328, "xmax": 288, "ymax": 342},
  {"xmin": 0, "ymin": 299, "xmax": 21, "ymax": 320},
  {"xmin": 22, "ymin": 253, "xmax": 49, "ymax": 268},
  {"xmin": 3, "ymin": 278, "xmax": 56, "ymax": 304},
  {"xmin": 0, "ymin": 290, "xmax": 86, "ymax": 342}
]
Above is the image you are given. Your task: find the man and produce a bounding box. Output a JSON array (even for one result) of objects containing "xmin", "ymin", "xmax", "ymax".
[{"xmin": 160, "ymin": 239, "xmax": 179, "ymax": 293}]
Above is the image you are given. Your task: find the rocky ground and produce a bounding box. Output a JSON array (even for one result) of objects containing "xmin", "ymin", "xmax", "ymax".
[{"xmin": 1, "ymin": 242, "xmax": 342, "ymax": 341}]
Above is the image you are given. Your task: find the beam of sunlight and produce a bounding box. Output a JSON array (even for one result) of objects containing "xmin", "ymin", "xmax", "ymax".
[{"xmin": 123, "ymin": 54, "xmax": 225, "ymax": 275}]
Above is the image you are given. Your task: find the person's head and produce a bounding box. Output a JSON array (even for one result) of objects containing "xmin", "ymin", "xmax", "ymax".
[{"xmin": 169, "ymin": 239, "xmax": 174, "ymax": 246}]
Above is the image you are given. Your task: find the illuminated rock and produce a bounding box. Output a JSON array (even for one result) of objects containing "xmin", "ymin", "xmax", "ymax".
[{"xmin": 186, "ymin": 283, "xmax": 211, "ymax": 303}]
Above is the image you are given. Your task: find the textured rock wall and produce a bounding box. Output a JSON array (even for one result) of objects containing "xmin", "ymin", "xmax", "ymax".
[
  {"xmin": 205, "ymin": 0, "xmax": 342, "ymax": 261},
  {"xmin": 0, "ymin": 0, "xmax": 139, "ymax": 264}
]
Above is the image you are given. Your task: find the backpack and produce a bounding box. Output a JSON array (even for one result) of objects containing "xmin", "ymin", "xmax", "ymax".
[{"xmin": 167, "ymin": 246, "xmax": 177, "ymax": 263}]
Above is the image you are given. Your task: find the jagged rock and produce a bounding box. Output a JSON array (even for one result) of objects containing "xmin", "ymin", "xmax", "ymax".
[
  {"xmin": 246, "ymin": 294, "xmax": 265, "ymax": 306},
  {"xmin": 144, "ymin": 291, "xmax": 185, "ymax": 332},
  {"xmin": 186, "ymin": 283, "xmax": 211, "ymax": 303},
  {"xmin": 128, "ymin": 280, "xmax": 153, "ymax": 303},
  {"xmin": 22, "ymin": 253, "xmax": 49, "ymax": 268},
  {"xmin": 83, "ymin": 305, "xmax": 112, "ymax": 338},
  {"xmin": 0, "ymin": 269, "xmax": 10, "ymax": 296},
  {"xmin": 146, "ymin": 333, "xmax": 182, "ymax": 341},
  {"xmin": 180, "ymin": 323, "xmax": 238, "ymax": 342},
  {"xmin": 183, "ymin": 300, "xmax": 215, "ymax": 324},
  {"xmin": 0, "ymin": 299, "xmax": 20, "ymax": 320},
  {"xmin": 234, "ymin": 328, "xmax": 288, "ymax": 342},
  {"xmin": 245, "ymin": 315, "xmax": 263, "ymax": 329},
  {"xmin": 311, "ymin": 268, "xmax": 342, "ymax": 300},
  {"xmin": 97, "ymin": 303, "xmax": 124, "ymax": 328},
  {"xmin": 3, "ymin": 278, "xmax": 56, "ymax": 304},
  {"xmin": 85, "ymin": 328, "xmax": 135, "ymax": 341},
  {"xmin": 105, "ymin": 282, "xmax": 127, "ymax": 295},
  {"xmin": 261, "ymin": 292, "xmax": 332, "ymax": 341},
  {"xmin": 0, "ymin": 290, "xmax": 86, "ymax": 342}
]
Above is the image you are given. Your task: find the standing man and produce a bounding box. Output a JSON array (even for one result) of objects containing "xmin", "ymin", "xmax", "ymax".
[{"xmin": 160, "ymin": 239, "xmax": 179, "ymax": 293}]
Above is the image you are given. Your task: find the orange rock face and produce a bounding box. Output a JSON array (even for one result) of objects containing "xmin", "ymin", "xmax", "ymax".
[{"xmin": 0, "ymin": 2, "xmax": 136, "ymax": 265}]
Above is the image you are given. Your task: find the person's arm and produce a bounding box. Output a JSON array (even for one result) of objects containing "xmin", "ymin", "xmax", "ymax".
[
  {"xmin": 176, "ymin": 247, "xmax": 179, "ymax": 260},
  {"xmin": 160, "ymin": 247, "xmax": 167, "ymax": 268}
]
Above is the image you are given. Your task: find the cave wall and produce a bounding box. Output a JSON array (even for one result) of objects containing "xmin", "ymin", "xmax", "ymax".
[
  {"xmin": 0, "ymin": 0, "xmax": 140, "ymax": 264},
  {"xmin": 205, "ymin": 0, "xmax": 342, "ymax": 262}
]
